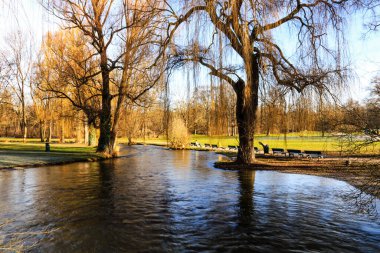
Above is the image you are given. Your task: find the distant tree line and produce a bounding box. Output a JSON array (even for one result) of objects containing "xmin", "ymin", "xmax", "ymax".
[{"xmin": 1, "ymin": 76, "xmax": 378, "ymax": 144}]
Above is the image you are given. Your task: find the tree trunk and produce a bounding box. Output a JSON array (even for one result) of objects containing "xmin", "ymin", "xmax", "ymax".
[
  {"xmin": 39, "ymin": 120, "xmax": 45, "ymax": 142},
  {"xmin": 60, "ymin": 118, "xmax": 65, "ymax": 143},
  {"xmin": 97, "ymin": 98, "xmax": 112, "ymax": 153},
  {"xmin": 235, "ymin": 56, "xmax": 260, "ymax": 164},
  {"xmin": 22, "ymin": 100, "xmax": 27, "ymax": 143},
  {"xmin": 23, "ymin": 124, "xmax": 27, "ymax": 143},
  {"xmin": 96, "ymin": 53, "xmax": 113, "ymax": 154},
  {"xmin": 109, "ymin": 131, "xmax": 117, "ymax": 154},
  {"xmin": 46, "ymin": 120, "xmax": 52, "ymax": 142},
  {"xmin": 84, "ymin": 117, "xmax": 89, "ymax": 145},
  {"xmin": 88, "ymin": 123, "xmax": 97, "ymax": 146}
]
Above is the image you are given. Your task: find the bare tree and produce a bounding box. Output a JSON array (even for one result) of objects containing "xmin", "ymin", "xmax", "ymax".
[
  {"xmin": 1, "ymin": 31, "xmax": 33, "ymax": 142},
  {"xmin": 42, "ymin": 0, "xmax": 164, "ymax": 155},
  {"xmin": 160, "ymin": 0, "xmax": 352, "ymax": 164},
  {"xmin": 35, "ymin": 29, "xmax": 102, "ymax": 143},
  {"xmin": 362, "ymin": 0, "xmax": 380, "ymax": 31}
]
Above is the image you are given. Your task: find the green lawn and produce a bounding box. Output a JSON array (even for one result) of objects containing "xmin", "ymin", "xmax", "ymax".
[
  {"xmin": 133, "ymin": 134, "xmax": 380, "ymax": 153},
  {"xmin": 0, "ymin": 142, "xmax": 96, "ymax": 153}
]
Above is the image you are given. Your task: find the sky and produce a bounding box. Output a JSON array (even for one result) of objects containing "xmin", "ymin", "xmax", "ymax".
[
  {"xmin": 0, "ymin": 0, "xmax": 379, "ymax": 104},
  {"xmin": 346, "ymin": 11, "xmax": 380, "ymax": 102}
]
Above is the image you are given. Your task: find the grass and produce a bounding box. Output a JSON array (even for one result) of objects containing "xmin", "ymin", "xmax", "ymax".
[
  {"xmin": 0, "ymin": 142, "xmax": 96, "ymax": 153},
  {"xmin": 132, "ymin": 134, "xmax": 380, "ymax": 153},
  {"xmin": 0, "ymin": 142, "xmax": 103, "ymax": 169}
]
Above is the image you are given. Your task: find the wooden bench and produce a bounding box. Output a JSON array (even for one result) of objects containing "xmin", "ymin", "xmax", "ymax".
[
  {"xmin": 287, "ymin": 149, "xmax": 302, "ymax": 157},
  {"xmin": 304, "ymin": 150, "xmax": 323, "ymax": 158},
  {"xmin": 272, "ymin": 148, "xmax": 286, "ymax": 155},
  {"xmin": 228, "ymin": 145, "xmax": 238, "ymax": 150}
]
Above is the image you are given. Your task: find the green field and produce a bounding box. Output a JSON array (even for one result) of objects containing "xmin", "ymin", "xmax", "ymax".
[
  {"xmin": 1, "ymin": 134, "xmax": 379, "ymax": 154},
  {"xmin": 0, "ymin": 141, "xmax": 96, "ymax": 153},
  {"xmin": 133, "ymin": 134, "xmax": 380, "ymax": 153}
]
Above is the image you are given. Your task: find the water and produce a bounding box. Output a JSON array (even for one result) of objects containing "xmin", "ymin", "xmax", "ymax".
[{"xmin": 0, "ymin": 146, "xmax": 379, "ymax": 252}]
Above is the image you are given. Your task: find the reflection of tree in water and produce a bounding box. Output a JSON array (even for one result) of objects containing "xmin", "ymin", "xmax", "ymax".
[
  {"xmin": 173, "ymin": 149, "xmax": 191, "ymax": 168},
  {"xmin": 343, "ymin": 163, "xmax": 379, "ymax": 217},
  {"xmin": 237, "ymin": 170, "xmax": 256, "ymax": 227},
  {"xmin": 98, "ymin": 160, "xmax": 116, "ymax": 202}
]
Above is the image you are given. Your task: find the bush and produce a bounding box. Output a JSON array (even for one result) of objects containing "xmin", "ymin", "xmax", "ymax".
[{"xmin": 168, "ymin": 117, "xmax": 189, "ymax": 149}]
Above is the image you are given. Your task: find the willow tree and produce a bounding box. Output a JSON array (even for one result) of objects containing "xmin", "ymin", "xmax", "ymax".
[
  {"xmin": 161, "ymin": 0, "xmax": 356, "ymax": 164},
  {"xmin": 43, "ymin": 0, "xmax": 164, "ymax": 155},
  {"xmin": 35, "ymin": 29, "xmax": 101, "ymax": 144}
]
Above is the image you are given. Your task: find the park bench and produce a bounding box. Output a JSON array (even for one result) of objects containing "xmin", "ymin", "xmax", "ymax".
[
  {"xmin": 287, "ymin": 149, "xmax": 302, "ymax": 157},
  {"xmin": 204, "ymin": 143, "xmax": 211, "ymax": 148},
  {"xmin": 304, "ymin": 150, "xmax": 323, "ymax": 158},
  {"xmin": 211, "ymin": 144, "xmax": 218, "ymax": 149},
  {"xmin": 272, "ymin": 148, "xmax": 286, "ymax": 156},
  {"xmin": 228, "ymin": 145, "xmax": 238, "ymax": 150}
]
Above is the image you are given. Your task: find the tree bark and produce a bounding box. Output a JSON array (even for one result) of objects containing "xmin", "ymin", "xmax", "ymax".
[
  {"xmin": 96, "ymin": 50, "xmax": 113, "ymax": 154},
  {"xmin": 21, "ymin": 98, "xmax": 27, "ymax": 143},
  {"xmin": 88, "ymin": 123, "xmax": 97, "ymax": 146},
  {"xmin": 39, "ymin": 120, "xmax": 45, "ymax": 142},
  {"xmin": 60, "ymin": 118, "xmax": 65, "ymax": 143},
  {"xmin": 236, "ymin": 56, "xmax": 260, "ymax": 164},
  {"xmin": 96, "ymin": 95, "xmax": 112, "ymax": 154},
  {"xmin": 46, "ymin": 120, "xmax": 52, "ymax": 142},
  {"xmin": 84, "ymin": 117, "xmax": 89, "ymax": 145}
]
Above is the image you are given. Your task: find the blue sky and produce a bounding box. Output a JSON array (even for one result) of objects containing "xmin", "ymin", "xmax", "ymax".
[{"xmin": 1, "ymin": 0, "xmax": 378, "ymax": 104}]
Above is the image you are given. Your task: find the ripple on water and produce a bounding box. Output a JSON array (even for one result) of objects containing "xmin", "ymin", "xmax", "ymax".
[{"xmin": 0, "ymin": 145, "xmax": 379, "ymax": 252}]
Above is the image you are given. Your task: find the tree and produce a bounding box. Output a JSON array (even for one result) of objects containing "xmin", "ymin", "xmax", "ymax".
[
  {"xmin": 1, "ymin": 31, "xmax": 33, "ymax": 142},
  {"xmin": 43, "ymin": 0, "xmax": 164, "ymax": 155},
  {"xmin": 35, "ymin": 29, "xmax": 102, "ymax": 144},
  {"xmin": 161, "ymin": 0, "xmax": 350, "ymax": 164}
]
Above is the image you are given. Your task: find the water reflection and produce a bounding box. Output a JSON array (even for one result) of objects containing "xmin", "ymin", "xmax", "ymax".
[
  {"xmin": 237, "ymin": 170, "xmax": 256, "ymax": 227},
  {"xmin": 0, "ymin": 146, "xmax": 379, "ymax": 252}
]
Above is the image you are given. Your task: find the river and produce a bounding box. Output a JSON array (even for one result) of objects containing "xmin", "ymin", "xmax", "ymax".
[{"xmin": 0, "ymin": 145, "xmax": 379, "ymax": 252}]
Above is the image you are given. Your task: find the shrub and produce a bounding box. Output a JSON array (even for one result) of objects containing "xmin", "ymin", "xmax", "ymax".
[{"xmin": 168, "ymin": 117, "xmax": 189, "ymax": 149}]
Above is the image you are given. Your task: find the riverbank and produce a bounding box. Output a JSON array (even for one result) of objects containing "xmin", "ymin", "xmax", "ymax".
[
  {"xmin": 0, "ymin": 143, "xmax": 107, "ymax": 169},
  {"xmin": 215, "ymin": 155, "xmax": 380, "ymax": 198},
  {"xmin": 1, "ymin": 142, "xmax": 378, "ymax": 199}
]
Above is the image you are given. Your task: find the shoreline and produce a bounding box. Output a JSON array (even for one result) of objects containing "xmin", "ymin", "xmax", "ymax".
[
  {"xmin": 0, "ymin": 151, "xmax": 110, "ymax": 170},
  {"xmin": 0, "ymin": 155, "xmax": 109, "ymax": 170},
  {"xmin": 214, "ymin": 157, "xmax": 380, "ymax": 198}
]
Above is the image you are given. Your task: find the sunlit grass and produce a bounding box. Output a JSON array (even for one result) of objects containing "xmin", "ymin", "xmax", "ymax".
[
  {"xmin": 0, "ymin": 142, "xmax": 96, "ymax": 153},
  {"xmin": 0, "ymin": 137, "xmax": 77, "ymax": 143},
  {"xmin": 133, "ymin": 134, "xmax": 380, "ymax": 153}
]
